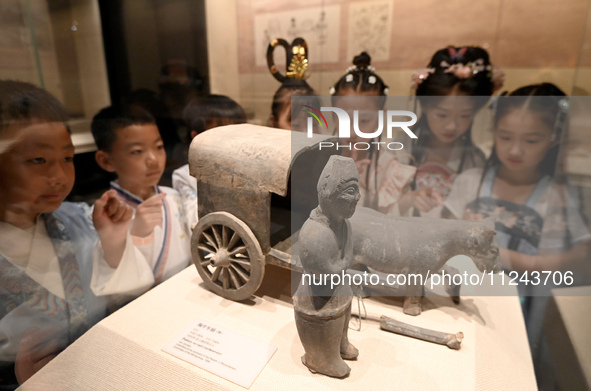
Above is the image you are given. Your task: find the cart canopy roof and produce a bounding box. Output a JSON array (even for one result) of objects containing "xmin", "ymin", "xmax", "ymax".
[{"xmin": 189, "ymin": 124, "xmax": 338, "ymax": 196}]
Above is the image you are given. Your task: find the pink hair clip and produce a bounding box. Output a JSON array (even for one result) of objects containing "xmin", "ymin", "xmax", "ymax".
[{"xmin": 442, "ymin": 58, "xmax": 490, "ymax": 79}]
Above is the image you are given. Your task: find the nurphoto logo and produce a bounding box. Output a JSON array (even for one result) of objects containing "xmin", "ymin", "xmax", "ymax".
[{"xmin": 305, "ymin": 106, "xmax": 418, "ymax": 151}]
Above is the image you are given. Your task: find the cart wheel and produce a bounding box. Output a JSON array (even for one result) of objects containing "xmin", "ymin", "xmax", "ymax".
[{"xmin": 191, "ymin": 212, "xmax": 265, "ymax": 301}]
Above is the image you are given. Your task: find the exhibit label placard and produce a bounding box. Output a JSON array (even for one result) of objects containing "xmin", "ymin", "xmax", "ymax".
[{"xmin": 162, "ymin": 319, "xmax": 277, "ymax": 388}]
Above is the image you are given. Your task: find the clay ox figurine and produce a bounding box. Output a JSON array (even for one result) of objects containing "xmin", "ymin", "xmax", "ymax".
[
  {"xmin": 350, "ymin": 209, "xmax": 501, "ymax": 315},
  {"xmin": 293, "ymin": 156, "xmax": 360, "ymax": 378}
]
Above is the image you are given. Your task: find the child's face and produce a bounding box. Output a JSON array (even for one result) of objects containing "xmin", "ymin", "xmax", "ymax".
[
  {"xmin": 494, "ymin": 108, "xmax": 556, "ymax": 175},
  {"xmin": 0, "ymin": 123, "xmax": 75, "ymax": 223},
  {"xmin": 276, "ymin": 103, "xmax": 292, "ymax": 130},
  {"xmin": 422, "ymin": 94, "xmax": 477, "ymax": 146},
  {"xmin": 275, "ymin": 93, "xmax": 321, "ymax": 133},
  {"xmin": 99, "ymin": 124, "xmax": 166, "ymax": 197},
  {"xmin": 333, "ymin": 89, "xmax": 382, "ymax": 145},
  {"xmin": 277, "ymin": 104, "xmax": 311, "ymax": 132}
]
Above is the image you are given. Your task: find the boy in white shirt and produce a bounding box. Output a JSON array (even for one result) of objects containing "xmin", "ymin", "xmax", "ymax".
[
  {"xmin": 172, "ymin": 95, "xmax": 246, "ymax": 230},
  {"xmin": 91, "ymin": 105, "xmax": 192, "ymax": 296},
  {"xmin": 0, "ymin": 80, "xmax": 132, "ymax": 386}
]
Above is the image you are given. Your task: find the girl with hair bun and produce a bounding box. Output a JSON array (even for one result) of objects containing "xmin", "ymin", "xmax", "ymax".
[
  {"xmin": 267, "ymin": 37, "xmax": 321, "ymax": 132},
  {"xmin": 331, "ymin": 52, "xmax": 388, "ymax": 99},
  {"xmin": 398, "ymin": 46, "xmax": 503, "ymax": 217},
  {"xmin": 270, "ymin": 79, "xmax": 319, "ymax": 131},
  {"xmin": 330, "ymin": 52, "xmax": 417, "ymax": 213}
]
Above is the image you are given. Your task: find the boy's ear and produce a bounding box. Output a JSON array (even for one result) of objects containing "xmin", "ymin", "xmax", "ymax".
[{"xmin": 95, "ymin": 150, "xmax": 116, "ymax": 173}]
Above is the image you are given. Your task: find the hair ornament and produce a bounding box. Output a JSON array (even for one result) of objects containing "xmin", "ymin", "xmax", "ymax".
[
  {"xmin": 410, "ymin": 68, "xmax": 435, "ymax": 90},
  {"xmin": 488, "ymin": 95, "xmax": 498, "ymax": 111},
  {"xmin": 383, "ymin": 87, "xmax": 389, "ymax": 95},
  {"xmin": 267, "ymin": 37, "xmax": 309, "ymax": 83},
  {"xmin": 448, "ymin": 47, "xmax": 468, "ymax": 61},
  {"xmin": 329, "ymin": 86, "xmax": 336, "ymax": 95},
  {"xmin": 368, "ymin": 75, "xmax": 376, "ymax": 84},
  {"xmin": 491, "ymin": 67, "xmax": 505, "ymax": 92},
  {"xmin": 345, "ymin": 74, "xmax": 354, "ymax": 83},
  {"xmin": 552, "ymin": 97, "xmax": 570, "ymax": 141},
  {"xmin": 441, "ymin": 55, "xmax": 504, "ymax": 91},
  {"xmin": 345, "ymin": 64, "xmax": 376, "ymax": 74},
  {"xmin": 558, "ymin": 97, "xmax": 570, "ymax": 113},
  {"xmin": 441, "ymin": 58, "xmax": 491, "ymax": 79}
]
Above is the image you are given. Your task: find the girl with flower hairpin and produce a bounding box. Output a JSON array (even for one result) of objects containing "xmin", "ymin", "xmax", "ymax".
[
  {"xmin": 397, "ymin": 46, "xmax": 503, "ymax": 218},
  {"xmin": 330, "ymin": 52, "xmax": 416, "ymax": 213}
]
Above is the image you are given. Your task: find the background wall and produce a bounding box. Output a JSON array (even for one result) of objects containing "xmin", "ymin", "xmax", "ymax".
[
  {"xmin": 207, "ymin": 0, "xmax": 591, "ymax": 124},
  {"xmin": 4, "ymin": 0, "xmax": 589, "ymax": 125},
  {"xmin": 122, "ymin": 0, "xmax": 209, "ymax": 96},
  {"xmin": 0, "ymin": 0, "xmax": 110, "ymax": 122},
  {"xmin": 205, "ymin": 0, "xmax": 591, "ymax": 179}
]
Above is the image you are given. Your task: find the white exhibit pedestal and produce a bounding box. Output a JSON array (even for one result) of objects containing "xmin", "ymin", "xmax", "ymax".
[{"xmin": 21, "ymin": 265, "xmax": 537, "ymax": 390}]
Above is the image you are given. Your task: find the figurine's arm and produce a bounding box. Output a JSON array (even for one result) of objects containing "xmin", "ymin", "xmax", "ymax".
[{"xmin": 299, "ymin": 221, "xmax": 349, "ymax": 275}]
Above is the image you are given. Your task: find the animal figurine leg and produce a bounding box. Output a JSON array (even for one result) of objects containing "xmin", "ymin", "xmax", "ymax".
[
  {"xmin": 441, "ymin": 264, "xmax": 462, "ymax": 304},
  {"xmin": 339, "ymin": 304, "xmax": 358, "ymax": 360},
  {"xmin": 403, "ymin": 284, "xmax": 425, "ymax": 316},
  {"xmin": 295, "ymin": 309, "xmax": 351, "ymax": 378}
]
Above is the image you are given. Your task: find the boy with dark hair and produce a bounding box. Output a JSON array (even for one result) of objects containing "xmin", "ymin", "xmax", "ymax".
[
  {"xmin": 172, "ymin": 94, "xmax": 246, "ymax": 229},
  {"xmin": 90, "ymin": 104, "xmax": 191, "ymax": 297},
  {"xmin": 0, "ymin": 80, "xmax": 132, "ymax": 386}
]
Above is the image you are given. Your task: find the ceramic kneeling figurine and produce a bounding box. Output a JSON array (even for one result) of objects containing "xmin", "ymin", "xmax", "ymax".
[{"xmin": 293, "ymin": 155, "xmax": 360, "ymax": 378}]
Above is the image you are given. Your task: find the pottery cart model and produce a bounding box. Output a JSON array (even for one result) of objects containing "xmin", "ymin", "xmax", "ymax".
[{"xmin": 189, "ymin": 124, "xmax": 338, "ymax": 301}]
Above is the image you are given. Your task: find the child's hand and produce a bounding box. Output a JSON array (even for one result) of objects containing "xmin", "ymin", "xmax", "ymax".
[
  {"xmin": 93, "ymin": 190, "xmax": 134, "ymax": 269},
  {"xmin": 463, "ymin": 208, "xmax": 485, "ymax": 221},
  {"xmin": 411, "ymin": 187, "xmax": 444, "ymax": 213},
  {"xmin": 131, "ymin": 193, "xmax": 167, "ymax": 238},
  {"xmin": 93, "ymin": 190, "xmax": 133, "ymax": 238},
  {"xmin": 14, "ymin": 327, "xmax": 61, "ymax": 384}
]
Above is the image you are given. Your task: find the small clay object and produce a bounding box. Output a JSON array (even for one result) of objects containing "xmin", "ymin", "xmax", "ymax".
[{"xmin": 380, "ymin": 315, "xmax": 464, "ymax": 350}]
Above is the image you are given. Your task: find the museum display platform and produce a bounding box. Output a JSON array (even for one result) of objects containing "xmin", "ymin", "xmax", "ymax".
[
  {"xmin": 21, "ymin": 264, "xmax": 537, "ymax": 390},
  {"xmin": 545, "ymin": 286, "xmax": 591, "ymax": 390}
]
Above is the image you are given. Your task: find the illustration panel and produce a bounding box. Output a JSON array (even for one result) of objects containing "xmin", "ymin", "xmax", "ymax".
[
  {"xmin": 348, "ymin": 0, "xmax": 393, "ymax": 62},
  {"xmin": 254, "ymin": 5, "xmax": 341, "ymax": 68}
]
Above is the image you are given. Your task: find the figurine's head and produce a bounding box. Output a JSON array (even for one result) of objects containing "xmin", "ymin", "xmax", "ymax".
[{"xmin": 317, "ymin": 155, "xmax": 360, "ymax": 220}]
